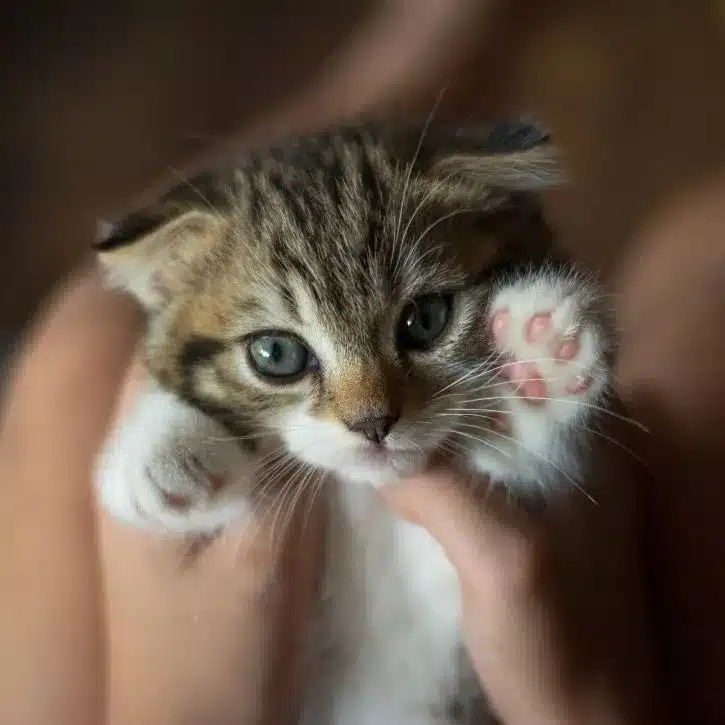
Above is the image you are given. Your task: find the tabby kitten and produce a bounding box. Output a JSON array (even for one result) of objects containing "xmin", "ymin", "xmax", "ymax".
[{"xmin": 95, "ymin": 119, "xmax": 614, "ymax": 724}]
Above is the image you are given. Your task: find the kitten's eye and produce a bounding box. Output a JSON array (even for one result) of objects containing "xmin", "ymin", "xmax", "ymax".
[
  {"xmin": 398, "ymin": 294, "xmax": 453, "ymax": 351},
  {"xmin": 247, "ymin": 333, "xmax": 314, "ymax": 381}
]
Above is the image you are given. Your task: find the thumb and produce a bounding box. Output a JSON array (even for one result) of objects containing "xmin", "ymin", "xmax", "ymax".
[
  {"xmin": 382, "ymin": 469, "xmax": 576, "ymax": 725},
  {"xmin": 381, "ymin": 469, "xmax": 544, "ymax": 595}
]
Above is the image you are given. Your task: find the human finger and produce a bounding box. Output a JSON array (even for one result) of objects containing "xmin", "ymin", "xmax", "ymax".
[{"xmin": 0, "ymin": 270, "xmax": 139, "ymax": 725}]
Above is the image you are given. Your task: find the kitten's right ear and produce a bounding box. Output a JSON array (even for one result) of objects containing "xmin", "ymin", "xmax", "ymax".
[
  {"xmin": 428, "ymin": 118, "xmax": 565, "ymax": 195},
  {"xmin": 95, "ymin": 206, "xmax": 225, "ymax": 310}
]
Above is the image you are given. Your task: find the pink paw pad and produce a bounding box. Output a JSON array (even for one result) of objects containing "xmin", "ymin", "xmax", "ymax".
[
  {"xmin": 566, "ymin": 374, "xmax": 593, "ymax": 395},
  {"xmin": 488, "ymin": 300, "xmax": 597, "ymax": 408},
  {"xmin": 490, "ymin": 309, "xmax": 510, "ymax": 340},
  {"xmin": 556, "ymin": 334, "xmax": 580, "ymax": 362},
  {"xmin": 160, "ymin": 490, "xmax": 191, "ymax": 510},
  {"xmin": 507, "ymin": 360, "xmax": 547, "ymax": 405},
  {"xmin": 489, "ymin": 411, "xmax": 510, "ymax": 432},
  {"xmin": 525, "ymin": 313, "xmax": 551, "ymax": 343},
  {"xmin": 184, "ymin": 454, "xmax": 226, "ymax": 494}
]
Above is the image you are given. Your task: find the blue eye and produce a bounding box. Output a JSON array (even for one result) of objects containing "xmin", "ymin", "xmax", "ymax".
[
  {"xmin": 247, "ymin": 333, "xmax": 315, "ymax": 381},
  {"xmin": 398, "ymin": 294, "xmax": 453, "ymax": 351}
]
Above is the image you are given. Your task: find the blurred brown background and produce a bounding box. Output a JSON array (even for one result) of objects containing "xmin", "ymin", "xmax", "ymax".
[{"xmin": 4, "ymin": 0, "xmax": 725, "ymax": 326}]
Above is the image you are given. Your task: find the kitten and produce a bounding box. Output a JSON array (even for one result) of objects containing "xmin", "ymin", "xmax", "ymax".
[{"xmin": 94, "ymin": 119, "xmax": 615, "ymax": 724}]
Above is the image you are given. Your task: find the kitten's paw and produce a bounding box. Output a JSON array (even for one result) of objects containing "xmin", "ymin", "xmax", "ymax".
[
  {"xmin": 103, "ymin": 442, "xmax": 250, "ymax": 537},
  {"xmin": 488, "ymin": 273, "xmax": 609, "ymax": 424},
  {"xmin": 96, "ymin": 386, "xmax": 253, "ymax": 536}
]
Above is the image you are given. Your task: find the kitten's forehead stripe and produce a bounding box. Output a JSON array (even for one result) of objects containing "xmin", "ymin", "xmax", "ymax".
[{"xmin": 244, "ymin": 134, "xmax": 412, "ymax": 333}]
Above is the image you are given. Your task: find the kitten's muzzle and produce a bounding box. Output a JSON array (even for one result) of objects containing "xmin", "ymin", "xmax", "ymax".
[{"xmin": 346, "ymin": 413, "xmax": 399, "ymax": 446}]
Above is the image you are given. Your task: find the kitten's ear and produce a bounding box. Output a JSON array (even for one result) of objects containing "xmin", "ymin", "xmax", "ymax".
[
  {"xmin": 427, "ymin": 118, "xmax": 564, "ymax": 199},
  {"xmin": 95, "ymin": 205, "xmax": 225, "ymax": 310}
]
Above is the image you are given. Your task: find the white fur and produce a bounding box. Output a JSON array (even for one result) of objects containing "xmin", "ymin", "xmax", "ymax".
[
  {"xmin": 96, "ymin": 385, "xmax": 254, "ymax": 535},
  {"xmin": 466, "ymin": 269, "xmax": 607, "ymax": 488},
  {"xmin": 94, "ymin": 271, "xmax": 608, "ymax": 723}
]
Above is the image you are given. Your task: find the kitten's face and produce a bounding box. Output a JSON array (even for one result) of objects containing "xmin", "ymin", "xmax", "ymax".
[
  {"xmin": 225, "ymin": 219, "xmax": 493, "ymax": 485},
  {"xmin": 98, "ymin": 120, "xmax": 559, "ymax": 485}
]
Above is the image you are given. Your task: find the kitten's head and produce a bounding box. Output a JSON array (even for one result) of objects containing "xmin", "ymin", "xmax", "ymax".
[{"xmin": 97, "ymin": 119, "xmax": 562, "ymax": 485}]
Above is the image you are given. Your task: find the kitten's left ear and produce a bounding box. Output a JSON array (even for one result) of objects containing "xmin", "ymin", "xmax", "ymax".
[
  {"xmin": 428, "ymin": 118, "xmax": 564, "ymax": 198},
  {"xmin": 95, "ymin": 204, "xmax": 225, "ymax": 311},
  {"xmin": 94, "ymin": 170, "xmax": 232, "ymax": 311}
]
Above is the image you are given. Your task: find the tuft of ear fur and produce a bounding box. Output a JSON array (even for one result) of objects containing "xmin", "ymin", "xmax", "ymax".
[
  {"xmin": 389, "ymin": 117, "xmax": 565, "ymax": 211},
  {"xmin": 429, "ymin": 118, "xmax": 564, "ymax": 197},
  {"xmin": 96, "ymin": 208, "xmax": 224, "ymax": 310},
  {"xmin": 432, "ymin": 143, "xmax": 562, "ymax": 192}
]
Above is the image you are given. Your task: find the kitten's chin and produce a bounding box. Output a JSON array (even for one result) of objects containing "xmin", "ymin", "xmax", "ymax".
[
  {"xmin": 295, "ymin": 444, "xmax": 426, "ymax": 488},
  {"xmin": 337, "ymin": 451, "xmax": 426, "ymax": 488}
]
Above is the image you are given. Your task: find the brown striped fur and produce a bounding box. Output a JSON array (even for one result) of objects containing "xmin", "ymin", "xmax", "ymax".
[{"xmin": 97, "ymin": 119, "xmax": 560, "ymax": 446}]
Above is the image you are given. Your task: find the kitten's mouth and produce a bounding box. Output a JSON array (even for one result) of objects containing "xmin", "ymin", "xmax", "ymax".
[
  {"xmin": 358, "ymin": 445, "xmax": 392, "ymax": 462},
  {"xmin": 345, "ymin": 444, "xmax": 425, "ymax": 476}
]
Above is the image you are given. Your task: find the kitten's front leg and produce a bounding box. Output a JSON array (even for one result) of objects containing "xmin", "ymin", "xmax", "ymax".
[{"xmin": 95, "ymin": 382, "xmax": 255, "ymax": 536}]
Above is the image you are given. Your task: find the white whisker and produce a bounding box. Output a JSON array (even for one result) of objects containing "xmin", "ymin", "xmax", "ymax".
[
  {"xmin": 432, "ymin": 357, "xmax": 496, "ymax": 399},
  {"xmin": 569, "ymin": 423, "xmax": 649, "ymax": 469},
  {"xmin": 482, "ymin": 425, "xmax": 598, "ymax": 505},
  {"xmin": 450, "ymin": 427, "xmax": 516, "ymax": 464},
  {"xmin": 164, "ymin": 164, "xmax": 226, "ymax": 222},
  {"xmin": 392, "ymin": 89, "xmax": 446, "ymax": 262},
  {"xmin": 301, "ymin": 471, "xmax": 327, "ymax": 534}
]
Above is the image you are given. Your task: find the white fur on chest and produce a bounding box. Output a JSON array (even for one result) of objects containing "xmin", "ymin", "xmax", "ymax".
[{"xmin": 302, "ymin": 482, "xmax": 462, "ymax": 725}]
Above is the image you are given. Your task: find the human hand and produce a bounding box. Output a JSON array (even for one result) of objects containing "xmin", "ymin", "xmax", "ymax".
[
  {"xmin": 0, "ymin": 271, "xmax": 324, "ymax": 725},
  {"xmin": 382, "ymin": 461, "xmax": 673, "ymax": 725}
]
